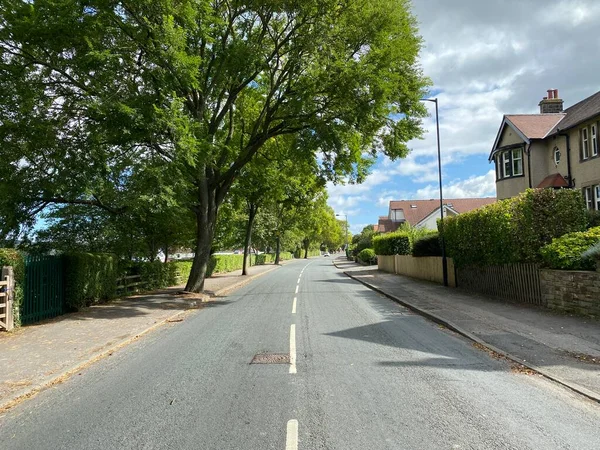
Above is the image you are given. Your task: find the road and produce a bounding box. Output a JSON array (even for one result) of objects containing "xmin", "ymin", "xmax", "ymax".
[{"xmin": 1, "ymin": 258, "xmax": 599, "ymax": 449}]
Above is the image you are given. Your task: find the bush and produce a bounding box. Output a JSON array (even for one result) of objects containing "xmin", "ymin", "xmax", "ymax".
[
  {"xmin": 0, "ymin": 249, "xmax": 25, "ymax": 327},
  {"xmin": 206, "ymin": 254, "xmax": 245, "ymax": 276},
  {"xmin": 358, "ymin": 248, "xmax": 377, "ymax": 264},
  {"xmin": 412, "ymin": 234, "xmax": 442, "ymax": 257},
  {"xmin": 373, "ymin": 231, "xmax": 411, "ymax": 256},
  {"xmin": 64, "ymin": 253, "xmax": 118, "ymax": 310},
  {"xmin": 442, "ymin": 189, "xmax": 586, "ymax": 268},
  {"xmin": 586, "ymin": 209, "xmax": 600, "ymax": 229},
  {"xmin": 540, "ymin": 226, "xmax": 600, "ymax": 270}
]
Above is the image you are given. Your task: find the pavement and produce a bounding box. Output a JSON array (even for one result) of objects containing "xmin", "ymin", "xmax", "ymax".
[
  {"xmin": 1, "ymin": 257, "xmax": 599, "ymax": 449},
  {"xmin": 0, "ymin": 262, "xmax": 284, "ymax": 411},
  {"xmin": 335, "ymin": 257, "xmax": 600, "ymax": 403}
]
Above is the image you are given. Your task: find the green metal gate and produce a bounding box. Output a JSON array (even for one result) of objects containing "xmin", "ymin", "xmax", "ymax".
[{"xmin": 23, "ymin": 255, "xmax": 65, "ymax": 324}]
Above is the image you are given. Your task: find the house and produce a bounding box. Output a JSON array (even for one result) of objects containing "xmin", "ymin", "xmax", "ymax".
[
  {"xmin": 489, "ymin": 89, "xmax": 600, "ymax": 209},
  {"xmin": 377, "ymin": 198, "xmax": 496, "ymax": 232}
]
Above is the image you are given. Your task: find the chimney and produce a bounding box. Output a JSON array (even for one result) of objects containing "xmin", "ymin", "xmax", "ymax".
[{"xmin": 539, "ymin": 88, "xmax": 564, "ymax": 114}]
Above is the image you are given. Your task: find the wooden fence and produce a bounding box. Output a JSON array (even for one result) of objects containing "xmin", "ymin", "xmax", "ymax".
[
  {"xmin": 456, "ymin": 263, "xmax": 543, "ymax": 306},
  {"xmin": 1, "ymin": 266, "xmax": 14, "ymax": 331},
  {"xmin": 377, "ymin": 255, "xmax": 456, "ymax": 287}
]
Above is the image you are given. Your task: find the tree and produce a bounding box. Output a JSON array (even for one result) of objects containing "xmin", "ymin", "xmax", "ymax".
[{"xmin": 1, "ymin": 0, "xmax": 429, "ymax": 292}]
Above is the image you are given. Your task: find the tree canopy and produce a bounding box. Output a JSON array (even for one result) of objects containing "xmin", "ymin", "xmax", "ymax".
[{"xmin": 0, "ymin": 0, "xmax": 430, "ymax": 291}]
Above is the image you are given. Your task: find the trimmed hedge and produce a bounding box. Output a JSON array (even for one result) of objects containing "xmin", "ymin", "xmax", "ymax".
[
  {"xmin": 64, "ymin": 253, "xmax": 118, "ymax": 310},
  {"xmin": 358, "ymin": 248, "xmax": 377, "ymax": 264},
  {"xmin": 442, "ymin": 189, "xmax": 586, "ymax": 268},
  {"xmin": 412, "ymin": 234, "xmax": 442, "ymax": 257},
  {"xmin": 373, "ymin": 231, "xmax": 411, "ymax": 256},
  {"xmin": 206, "ymin": 254, "xmax": 245, "ymax": 276},
  {"xmin": 540, "ymin": 226, "xmax": 600, "ymax": 270},
  {"xmin": 0, "ymin": 249, "xmax": 25, "ymax": 327}
]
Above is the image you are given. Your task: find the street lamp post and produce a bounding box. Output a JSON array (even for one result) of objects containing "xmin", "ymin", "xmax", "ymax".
[
  {"xmin": 336, "ymin": 213, "xmax": 348, "ymax": 255},
  {"xmin": 421, "ymin": 98, "xmax": 448, "ymax": 287}
]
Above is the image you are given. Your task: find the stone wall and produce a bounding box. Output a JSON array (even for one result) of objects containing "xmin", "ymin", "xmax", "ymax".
[{"xmin": 540, "ymin": 269, "xmax": 600, "ymax": 317}]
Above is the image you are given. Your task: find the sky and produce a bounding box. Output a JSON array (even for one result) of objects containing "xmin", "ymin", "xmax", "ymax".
[{"xmin": 327, "ymin": 0, "xmax": 600, "ymax": 234}]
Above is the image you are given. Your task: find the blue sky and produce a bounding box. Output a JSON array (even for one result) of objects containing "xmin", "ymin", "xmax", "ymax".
[{"xmin": 327, "ymin": 0, "xmax": 600, "ymax": 234}]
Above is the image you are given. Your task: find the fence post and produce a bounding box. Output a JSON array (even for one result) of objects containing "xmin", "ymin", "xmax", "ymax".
[{"xmin": 1, "ymin": 266, "xmax": 15, "ymax": 331}]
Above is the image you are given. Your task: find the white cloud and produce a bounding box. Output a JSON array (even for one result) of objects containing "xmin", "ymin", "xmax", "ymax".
[{"xmin": 413, "ymin": 170, "xmax": 497, "ymax": 200}]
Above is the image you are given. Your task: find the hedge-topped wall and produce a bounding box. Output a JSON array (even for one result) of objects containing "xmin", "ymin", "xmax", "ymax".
[
  {"xmin": 0, "ymin": 249, "xmax": 25, "ymax": 327},
  {"xmin": 441, "ymin": 189, "xmax": 586, "ymax": 268}
]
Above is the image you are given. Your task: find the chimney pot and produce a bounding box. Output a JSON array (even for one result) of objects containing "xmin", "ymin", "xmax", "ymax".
[
  {"xmin": 554, "ymin": 89, "xmax": 559, "ymax": 99},
  {"xmin": 547, "ymin": 89, "xmax": 553, "ymax": 99}
]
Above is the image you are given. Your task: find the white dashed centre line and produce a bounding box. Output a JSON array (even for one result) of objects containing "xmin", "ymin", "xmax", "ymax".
[
  {"xmin": 289, "ymin": 324, "xmax": 297, "ymax": 374},
  {"xmin": 292, "ymin": 297, "xmax": 297, "ymax": 314},
  {"xmin": 286, "ymin": 419, "xmax": 298, "ymax": 450},
  {"xmin": 294, "ymin": 285, "xmax": 299, "ymax": 294}
]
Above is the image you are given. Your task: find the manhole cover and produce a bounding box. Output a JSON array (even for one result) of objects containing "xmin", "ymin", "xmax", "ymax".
[{"xmin": 250, "ymin": 353, "xmax": 290, "ymax": 364}]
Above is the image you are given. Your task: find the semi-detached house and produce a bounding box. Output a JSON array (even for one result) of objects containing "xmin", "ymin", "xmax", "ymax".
[{"xmin": 489, "ymin": 89, "xmax": 600, "ymax": 210}]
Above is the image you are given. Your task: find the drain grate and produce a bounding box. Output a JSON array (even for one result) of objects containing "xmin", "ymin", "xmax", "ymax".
[{"xmin": 250, "ymin": 353, "xmax": 290, "ymax": 364}]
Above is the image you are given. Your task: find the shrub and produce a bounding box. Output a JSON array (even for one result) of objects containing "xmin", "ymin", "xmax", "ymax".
[
  {"xmin": 206, "ymin": 254, "xmax": 245, "ymax": 276},
  {"xmin": 373, "ymin": 231, "xmax": 411, "ymax": 256},
  {"xmin": 358, "ymin": 248, "xmax": 377, "ymax": 264},
  {"xmin": 442, "ymin": 188, "xmax": 586, "ymax": 268},
  {"xmin": 586, "ymin": 209, "xmax": 600, "ymax": 229},
  {"xmin": 540, "ymin": 226, "xmax": 600, "ymax": 270},
  {"xmin": 412, "ymin": 234, "xmax": 442, "ymax": 257},
  {"xmin": 64, "ymin": 253, "xmax": 118, "ymax": 310},
  {"xmin": 0, "ymin": 249, "xmax": 25, "ymax": 327},
  {"xmin": 171, "ymin": 261, "xmax": 193, "ymax": 284}
]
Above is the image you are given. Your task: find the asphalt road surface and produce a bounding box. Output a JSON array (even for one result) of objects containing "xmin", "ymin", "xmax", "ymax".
[{"xmin": 2, "ymin": 258, "xmax": 600, "ymax": 449}]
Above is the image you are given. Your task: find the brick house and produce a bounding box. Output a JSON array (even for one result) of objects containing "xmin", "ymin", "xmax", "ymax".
[{"xmin": 489, "ymin": 89, "xmax": 600, "ymax": 210}]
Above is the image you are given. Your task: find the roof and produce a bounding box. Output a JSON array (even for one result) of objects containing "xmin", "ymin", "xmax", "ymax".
[
  {"xmin": 387, "ymin": 198, "xmax": 496, "ymax": 227},
  {"xmin": 376, "ymin": 216, "xmax": 397, "ymax": 233},
  {"xmin": 505, "ymin": 114, "xmax": 565, "ymax": 139},
  {"xmin": 550, "ymin": 90, "xmax": 600, "ymax": 134},
  {"xmin": 536, "ymin": 173, "xmax": 569, "ymax": 189}
]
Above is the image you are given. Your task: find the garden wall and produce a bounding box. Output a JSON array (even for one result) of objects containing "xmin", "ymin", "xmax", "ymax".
[{"xmin": 540, "ymin": 269, "xmax": 600, "ymax": 317}]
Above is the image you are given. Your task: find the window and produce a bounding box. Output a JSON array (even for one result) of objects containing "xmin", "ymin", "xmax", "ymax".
[
  {"xmin": 582, "ymin": 128, "xmax": 589, "ymax": 159},
  {"xmin": 583, "ymin": 186, "xmax": 594, "ymax": 210},
  {"xmin": 495, "ymin": 147, "xmax": 524, "ymax": 179},
  {"xmin": 554, "ymin": 147, "xmax": 561, "ymax": 165},
  {"xmin": 592, "ymin": 124, "xmax": 598, "ymax": 157},
  {"xmin": 596, "ymin": 185, "xmax": 600, "ymax": 211},
  {"xmin": 503, "ymin": 152, "xmax": 511, "ymax": 178},
  {"xmin": 512, "ymin": 149, "xmax": 523, "ymax": 176}
]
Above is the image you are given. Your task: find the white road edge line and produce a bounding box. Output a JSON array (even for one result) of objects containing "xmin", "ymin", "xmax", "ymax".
[
  {"xmin": 286, "ymin": 419, "xmax": 298, "ymax": 450},
  {"xmin": 295, "ymin": 285, "xmax": 299, "ymax": 294},
  {"xmin": 292, "ymin": 297, "xmax": 297, "ymax": 314},
  {"xmin": 289, "ymin": 324, "xmax": 297, "ymax": 374}
]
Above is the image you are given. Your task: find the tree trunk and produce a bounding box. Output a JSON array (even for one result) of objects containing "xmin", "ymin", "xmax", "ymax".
[
  {"xmin": 274, "ymin": 236, "xmax": 281, "ymax": 265},
  {"xmin": 185, "ymin": 189, "xmax": 219, "ymax": 293},
  {"xmin": 303, "ymin": 238, "xmax": 309, "ymax": 259},
  {"xmin": 242, "ymin": 203, "xmax": 258, "ymax": 276},
  {"xmin": 163, "ymin": 243, "xmax": 169, "ymax": 263}
]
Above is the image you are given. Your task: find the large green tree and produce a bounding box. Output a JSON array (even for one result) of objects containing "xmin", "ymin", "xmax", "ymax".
[{"xmin": 0, "ymin": 0, "xmax": 429, "ymax": 291}]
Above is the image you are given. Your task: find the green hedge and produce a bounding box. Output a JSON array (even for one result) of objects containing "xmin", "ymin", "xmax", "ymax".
[
  {"xmin": 442, "ymin": 189, "xmax": 586, "ymax": 268},
  {"xmin": 206, "ymin": 254, "xmax": 245, "ymax": 276},
  {"xmin": 540, "ymin": 226, "xmax": 600, "ymax": 270},
  {"xmin": 64, "ymin": 253, "xmax": 118, "ymax": 310},
  {"xmin": 358, "ymin": 248, "xmax": 377, "ymax": 264},
  {"xmin": 373, "ymin": 231, "xmax": 411, "ymax": 256},
  {"xmin": 0, "ymin": 249, "xmax": 25, "ymax": 327},
  {"xmin": 412, "ymin": 234, "xmax": 442, "ymax": 257}
]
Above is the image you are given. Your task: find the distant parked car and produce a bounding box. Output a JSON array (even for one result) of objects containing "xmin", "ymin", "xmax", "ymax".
[{"xmin": 323, "ymin": 252, "xmax": 330, "ymax": 257}]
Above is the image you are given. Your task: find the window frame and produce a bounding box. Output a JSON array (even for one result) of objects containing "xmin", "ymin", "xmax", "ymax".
[
  {"xmin": 592, "ymin": 124, "xmax": 598, "ymax": 157},
  {"xmin": 582, "ymin": 127, "xmax": 590, "ymax": 159},
  {"xmin": 583, "ymin": 186, "xmax": 594, "ymax": 210},
  {"xmin": 494, "ymin": 146, "xmax": 524, "ymax": 180},
  {"xmin": 595, "ymin": 185, "xmax": 600, "ymax": 211}
]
